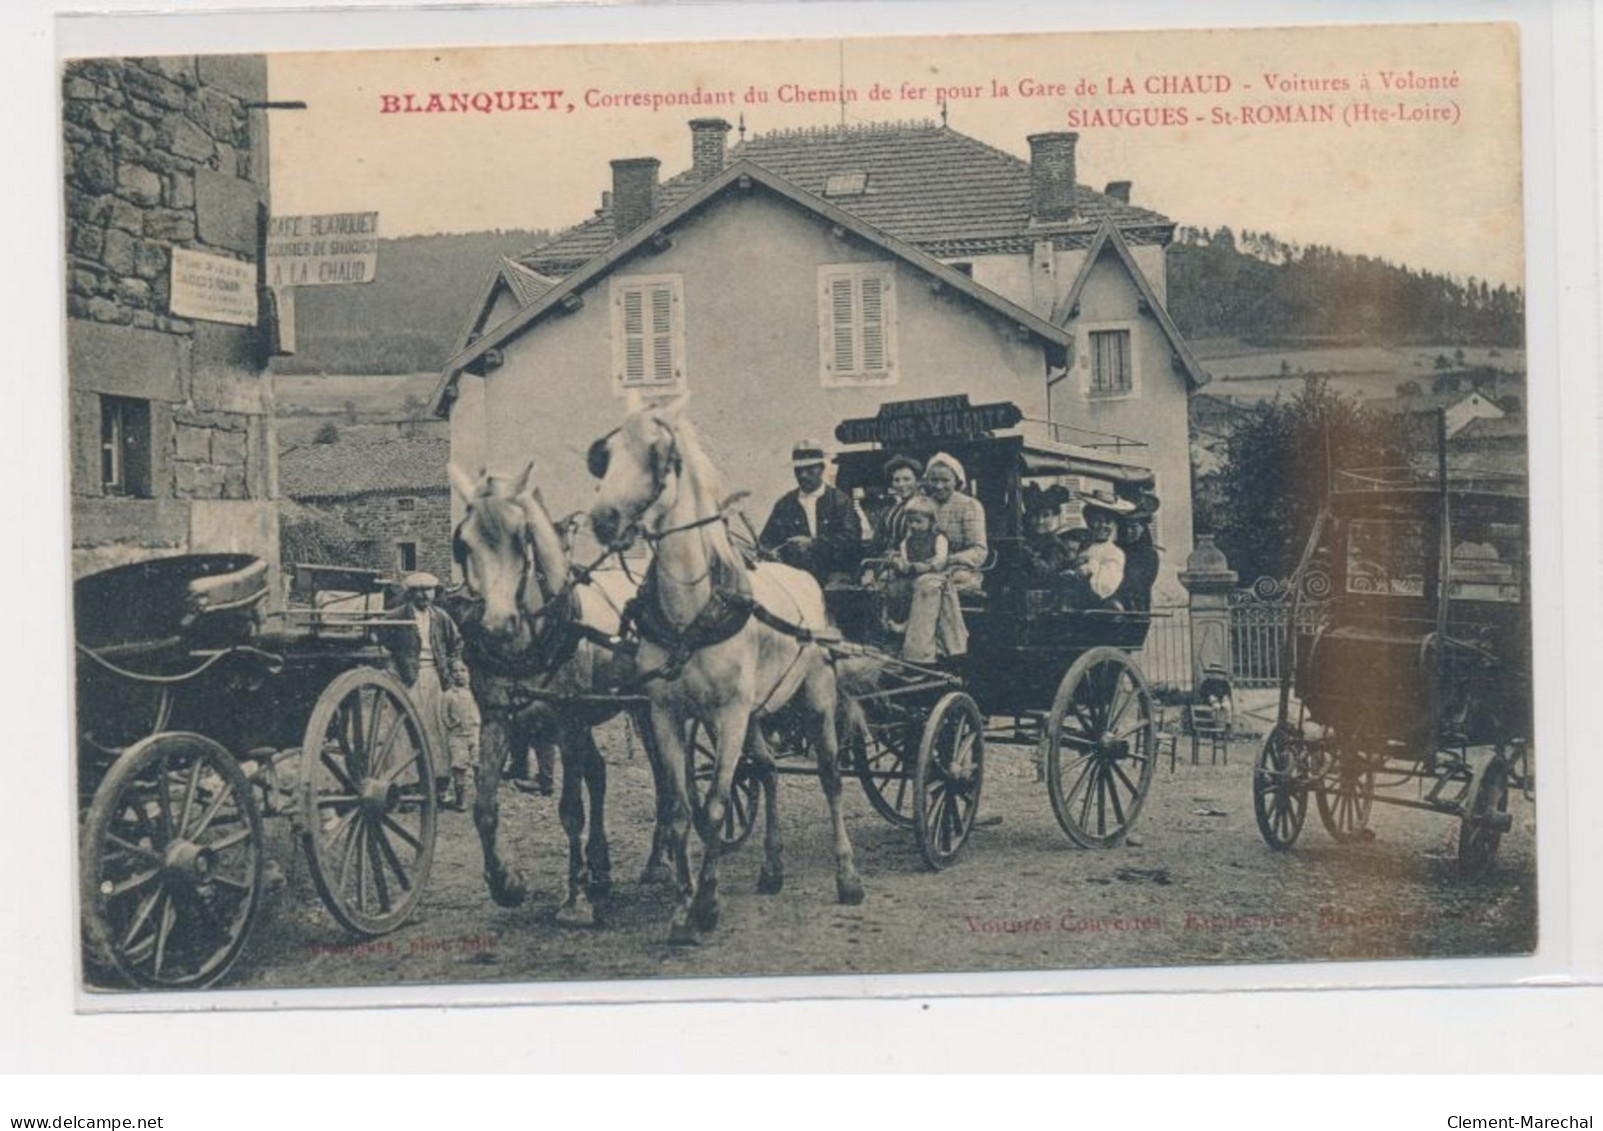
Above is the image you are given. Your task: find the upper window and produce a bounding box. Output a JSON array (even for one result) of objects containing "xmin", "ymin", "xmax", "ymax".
[
  {"xmin": 100, "ymin": 395, "xmax": 151, "ymax": 498},
  {"xmin": 823, "ymin": 172, "xmax": 869, "ymax": 198},
  {"xmin": 609, "ymin": 274, "xmax": 685, "ymax": 393},
  {"xmin": 396, "ymin": 497, "xmax": 416, "ymax": 511},
  {"xmin": 819, "ymin": 264, "xmax": 897, "ymax": 387},
  {"xmin": 1089, "ymin": 329, "xmax": 1134, "ymax": 397}
]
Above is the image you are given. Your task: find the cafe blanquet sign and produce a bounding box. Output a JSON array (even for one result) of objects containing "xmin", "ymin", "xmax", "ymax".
[{"xmin": 266, "ymin": 211, "xmax": 380, "ymax": 287}]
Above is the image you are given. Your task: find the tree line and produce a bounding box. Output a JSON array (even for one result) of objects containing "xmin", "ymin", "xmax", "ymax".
[{"xmin": 1166, "ymin": 226, "xmax": 1524, "ymax": 347}]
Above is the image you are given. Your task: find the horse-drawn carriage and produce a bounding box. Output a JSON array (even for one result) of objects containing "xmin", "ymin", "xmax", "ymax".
[
  {"xmin": 76, "ymin": 555, "xmax": 440, "ymax": 989},
  {"xmin": 1250, "ymin": 457, "xmax": 1532, "ymax": 879},
  {"xmin": 689, "ymin": 396, "xmax": 1165, "ymax": 870}
]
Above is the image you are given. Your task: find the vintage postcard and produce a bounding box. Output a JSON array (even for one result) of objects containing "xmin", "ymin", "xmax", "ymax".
[{"xmin": 61, "ymin": 19, "xmax": 1545, "ymax": 1003}]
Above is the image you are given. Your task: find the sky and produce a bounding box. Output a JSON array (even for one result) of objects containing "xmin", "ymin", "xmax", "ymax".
[{"xmin": 265, "ymin": 23, "xmax": 1524, "ymax": 287}]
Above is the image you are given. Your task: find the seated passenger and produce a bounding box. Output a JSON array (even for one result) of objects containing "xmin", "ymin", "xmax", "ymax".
[
  {"xmin": 882, "ymin": 495, "xmax": 948, "ymax": 628},
  {"xmin": 1019, "ymin": 485, "xmax": 1083, "ymax": 582},
  {"xmin": 901, "ymin": 452, "xmax": 987, "ymax": 665},
  {"xmin": 1064, "ymin": 495, "xmax": 1132, "ymax": 610},
  {"xmin": 1115, "ymin": 496, "xmax": 1161, "ymax": 613},
  {"xmin": 759, "ymin": 438, "xmax": 864, "ymax": 584}
]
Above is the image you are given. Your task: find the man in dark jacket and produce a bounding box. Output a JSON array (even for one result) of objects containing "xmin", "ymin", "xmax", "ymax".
[
  {"xmin": 1115, "ymin": 496, "xmax": 1161, "ymax": 613},
  {"xmin": 760, "ymin": 439, "xmax": 864, "ymax": 583}
]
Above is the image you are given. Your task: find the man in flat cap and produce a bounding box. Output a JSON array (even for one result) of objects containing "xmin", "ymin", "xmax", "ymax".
[
  {"xmin": 760, "ymin": 439, "xmax": 864, "ymax": 583},
  {"xmin": 386, "ymin": 571, "xmax": 467, "ymax": 807}
]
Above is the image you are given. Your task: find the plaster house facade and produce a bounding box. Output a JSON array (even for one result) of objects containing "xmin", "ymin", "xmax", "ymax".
[
  {"xmin": 64, "ymin": 56, "xmax": 281, "ymax": 583},
  {"xmin": 436, "ymin": 121, "xmax": 1207, "ymax": 600},
  {"xmin": 278, "ymin": 438, "xmax": 453, "ymax": 581}
]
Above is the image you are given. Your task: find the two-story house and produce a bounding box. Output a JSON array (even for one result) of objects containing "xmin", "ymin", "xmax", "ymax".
[{"xmin": 434, "ymin": 120, "xmax": 1207, "ymax": 599}]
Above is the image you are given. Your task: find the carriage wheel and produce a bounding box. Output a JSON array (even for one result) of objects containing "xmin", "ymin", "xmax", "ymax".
[
  {"xmin": 299, "ymin": 668, "xmax": 437, "ymax": 937},
  {"xmin": 81, "ymin": 732, "xmax": 264, "ymax": 990},
  {"xmin": 851, "ymin": 705, "xmax": 917, "ymax": 829},
  {"xmin": 1253, "ymin": 727, "xmax": 1309, "ymax": 850},
  {"xmin": 688, "ymin": 721, "xmax": 761, "ymax": 853},
  {"xmin": 1315, "ymin": 750, "xmax": 1375, "ymax": 843},
  {"xmin": 913, "ymin": 692, "xmax": 986, "ymax": 870},
  {"xmin": 1045, "ymin": 648, "xmax": 1156, "ymax": 848},
  {"xmin": 1458, "ymin": 754, "xmax": 1511, "ymax": 880}
]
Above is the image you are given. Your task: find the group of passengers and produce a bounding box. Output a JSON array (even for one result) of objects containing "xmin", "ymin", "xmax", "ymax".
[{"xmin": 755, "ymin": 439, "xmax": 1158, "ymax": 667}]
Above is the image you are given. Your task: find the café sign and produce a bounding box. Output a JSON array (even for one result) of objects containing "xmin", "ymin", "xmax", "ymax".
[
  {"xmin": 266, "ymin": 211, "xmax": 379, "ymax": 286},
  {"xmin": 834, "ymin": 395, "xmax": 1023, "ymax": 446},
  {"xmin": 169, "ymin": 247, "xmax": 257, "ymax": 327}
]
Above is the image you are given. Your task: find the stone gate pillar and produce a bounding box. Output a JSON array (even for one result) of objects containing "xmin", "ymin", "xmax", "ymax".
[{"xmin": 1179, "ymin": 534, "xmax": 1238, "ymax": 690}]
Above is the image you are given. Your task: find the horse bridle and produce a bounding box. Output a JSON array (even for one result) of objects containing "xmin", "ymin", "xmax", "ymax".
[
  {"xmin": 452, "ymin": 492, "xmax": 561, "ymax": 620},
  {"xmin": 588, "ymin": 416, "xmax": 724, "ymax": 550}
]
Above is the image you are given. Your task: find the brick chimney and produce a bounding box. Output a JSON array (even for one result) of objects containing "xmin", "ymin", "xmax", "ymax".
[
  {"xmin": 690, "ymin": 118, "xmax": 732, "ymax": 180},
  {"xmin": 1103, "ymin": 180, "xmax": 1132, "ymax": 205},
  {"xmin": 1027, "ymin": 132, "xmax": 1079, "ymax": 223},
  {"xmin": 610, "ymin": 157, "xmax": 660, "ymax": 238}
]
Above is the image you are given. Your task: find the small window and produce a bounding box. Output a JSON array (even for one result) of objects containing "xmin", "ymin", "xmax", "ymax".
[
  {"xmin": 396, "ymin": 497, "xmax": 416, "ymax": 511},
  {"xmin": 819, "ymin": 264, "xmax": 897, "ymax": 387},
  {"xmin": 1089, "ymin": 329, "xmax": 1133, "ymax": 396},
  {"xmin": 948, "ymin": 261, "xmax": 974, "ymax": 278},
  {"xmin": 397, "ymin": 542, "xmax": 418, "ymax": 572},
  {"xmin": 610, "ymin": 274, "xmax": 685, "ymax": 393},
  {"xmin": 100, "ymin": 395, "xmax": 152, "ymax": 497},
  {"xmin": 823, "ymin": 172, "xmax": 869, "ymax": 197}
]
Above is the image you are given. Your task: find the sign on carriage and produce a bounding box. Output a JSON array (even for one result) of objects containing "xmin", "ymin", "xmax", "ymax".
[
  {"xmin": 52, "ymin": 16, "xmax": 1560, "ymax": 1009},
  {"xmin": 168, "ymin": 247, "xmax": 257, "ymax": 327},
  {"xmin": 266, "ymin": 211, "xmax": 380, "ymax": 286},
  {"xmin": 835, "ymin": 396, "xmax": 1024, "ymax": 447}
]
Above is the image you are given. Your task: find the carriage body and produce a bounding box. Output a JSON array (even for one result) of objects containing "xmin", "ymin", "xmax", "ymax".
[
  {"xmin": 803, "ymin": 401, "xmax": 1165, "ymax": 859},
  {"xmin": 74, "ymin": 554, "xmax": 441, "ymax": 989},
  {"xmin": 1254, "ymin": 466, "xmax": 1531, "ymax": 878}
]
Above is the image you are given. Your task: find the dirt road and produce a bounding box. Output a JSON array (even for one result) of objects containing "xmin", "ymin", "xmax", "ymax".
[{"xmin": 218, "ymin": 719, "xmax": 1536, "ymax": 994}]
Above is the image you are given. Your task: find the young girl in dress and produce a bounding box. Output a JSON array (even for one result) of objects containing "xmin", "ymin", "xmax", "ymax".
[{"xmin": 884, "ymin": 495, "xmax": 948, "ymax": 627}]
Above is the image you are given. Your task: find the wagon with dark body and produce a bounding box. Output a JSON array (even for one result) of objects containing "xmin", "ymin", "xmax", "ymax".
[
  {"xmin": 1250, "ymin": 460, "xmax": 1532, "ymax": 878},
  {"xmin": 696, "ymin": 396, "xmax": 1165, "ymax": 869},
  {"xmin": 75, "ymin": 554, "xmax": 441, "ymax": 989}
]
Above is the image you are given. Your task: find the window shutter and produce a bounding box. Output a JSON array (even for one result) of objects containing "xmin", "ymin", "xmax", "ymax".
[
  {"xmin": 829, "ymin": 276, "xmax": 855, "ymax": 373},
  {"xmin": 860, "ymin": 274, "xmax": 885, "ymax": 372},
  {"xmin": 621, "ymin": 288, "xmax": 645, "ymax": 383},
  {"xmin": 650, "ymin": 284, "xmax": 674, "ymax": 381}
]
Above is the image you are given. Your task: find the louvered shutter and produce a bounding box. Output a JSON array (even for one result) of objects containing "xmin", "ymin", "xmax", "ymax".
[
  {"xmin": 829, "ymin": 276, "xmax": 855, "ymax": 374},
  {"xmin": 860, "ymin": 274, "xmax": 885, "ymax": 373},
  {"xmin": 650, "ymin": 284, "xmax": 674, "ymax": 382},
  {"xmin": 621, "ymin": 288, "xmax": 645, "ymax": 384}
]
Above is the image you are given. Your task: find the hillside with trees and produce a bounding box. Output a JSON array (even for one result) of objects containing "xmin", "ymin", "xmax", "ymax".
[
  {"xmin": 270, "ymin": 229, "xmax": 550, "ymax": 375},
  {"xmin": 1167, "ymin": 227, "xmax": 1524, "ymax": 348}
]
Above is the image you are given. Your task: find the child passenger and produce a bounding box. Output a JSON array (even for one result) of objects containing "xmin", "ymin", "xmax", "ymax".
[{"xmin": 884, "ymin": 495, "xmax": 948, "ymax": 627}]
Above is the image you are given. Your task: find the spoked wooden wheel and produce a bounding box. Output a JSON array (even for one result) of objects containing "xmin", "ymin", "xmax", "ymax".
[
  {"xmin": 1458, "ymin": 754, "xmax": 1511, "ymax": 880},
  {"xmin": 81, "ymin": 732, "xmax": 264, "ymax": 990},
  {"xmin": 1253, "ymin": 727, "xmax": 1309, "ymax": 850},
  {"xmin": 853, "ymin": 705, "xmax": 919, "ymax": 829},
  {"xmin": 1315, "ymin": 750, "xmax": 1375, "ymax": 843},
  {"xmin": 912, "ymin": 692, "xmax": 985, "ymax": 870},
  {"xmin": 688, "ymin": 721, "xmax": 761, "ymax": 853},
  {"xmin": 1045, "ymin": 648, "xmax": 1156, "ymax": 848},
  {"xmin": 300, "ymin": 668, "xmax": 437, "ymax": 936}
]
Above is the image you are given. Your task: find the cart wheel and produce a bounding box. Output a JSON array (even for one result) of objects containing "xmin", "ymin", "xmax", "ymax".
[
  {"xmin": 852, "ymin": 705, "xmax": 918, "ymax": 829},
  {"xmin": 688, "ymin": 721, "xmax": 760, "ymax": 853},
  {"xmin": 1315, "ymin": 750, "xmax": 1375, "ymax": 843},
  {"xmin": 913, "ymin": 692, "xmax": 985, "ymax": 870},
  {"xmin": 1045, "ymin": 648, "xmax": 1156, "ymax": 848},
  {"xmin": 1253, "ymin": 727, "xmax": 1308, "ymax": 850},
  {"xmin": 81, "ymin": 732, "xmax": 264, "ymax": 990},
  {"xmin": 299, "ymin": 667, "xmax": 437, "ymax": 936},
  {"xmin": 1458, "ymin": 754, "xmax": 1511, "ymax": 880}
]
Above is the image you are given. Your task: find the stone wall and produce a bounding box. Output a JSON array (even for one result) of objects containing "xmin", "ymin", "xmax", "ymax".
[
  {"xmin": 63, "ymin": 56, "xmax": 279, "ymax": 580},
  {"xmin": 319, "ymin": 490, "xmax": 453, "ymax": 581}
]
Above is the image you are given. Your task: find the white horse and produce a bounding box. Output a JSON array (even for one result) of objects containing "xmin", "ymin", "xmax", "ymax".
[
  {"xmin": 587, "ymin": 397, "xmax": 865, "ymax": 943},
  {"xmin": 449, "ymin": 462, "xmax": 673, "ymax": 925}
]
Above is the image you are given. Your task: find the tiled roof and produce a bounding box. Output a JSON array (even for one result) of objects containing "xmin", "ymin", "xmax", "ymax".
[
  {"xmin": 521, "ymin": 123, "xmax": 1171, "ymax": 277},
  {"xmin": 1375, "ymin": 391, "xmax": 1494, "ymax": 415},
  {"xmin": 1453, "ymin": 416, "xmax": 1526, "ymax": 441},
  {"xmin": 279, "ymin": 437, "xmax": 450, "ymax": 498}
]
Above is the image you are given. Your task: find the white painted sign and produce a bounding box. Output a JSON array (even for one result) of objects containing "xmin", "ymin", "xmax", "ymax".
[
  {"xmin": 266, "ymin": 211, "xmax": 379, "ymax": 286},
  {"xmin": 169, "ymin": 247, "xmax": 258, "ymax": 327}
]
